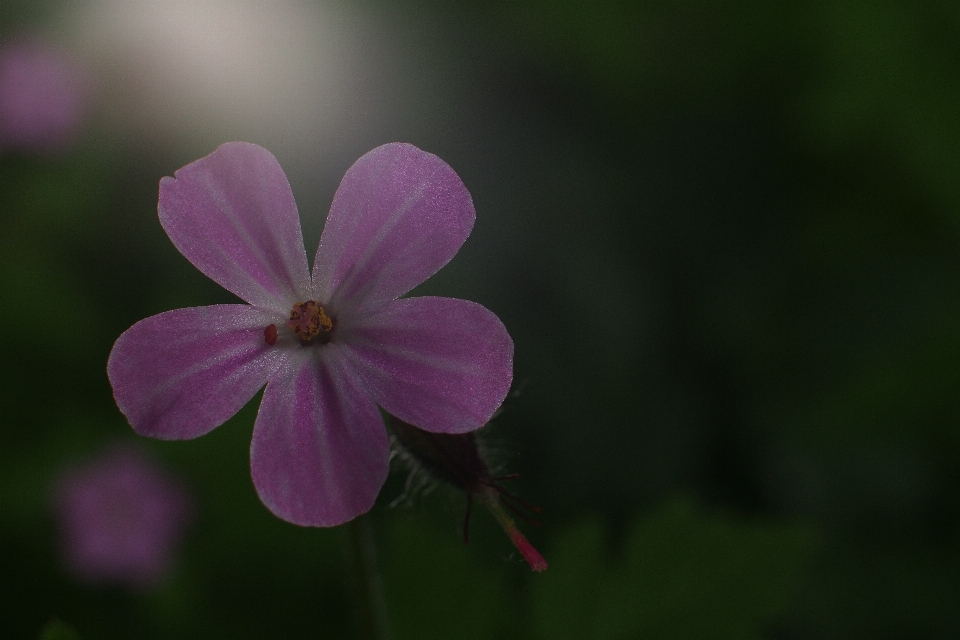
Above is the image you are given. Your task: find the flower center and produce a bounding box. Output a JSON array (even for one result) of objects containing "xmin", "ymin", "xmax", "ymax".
[{"xmin": 287, "ymin": 300, "xmax": 334, "ymax": 343}]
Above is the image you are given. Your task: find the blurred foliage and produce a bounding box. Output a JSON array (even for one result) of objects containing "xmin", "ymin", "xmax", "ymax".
[
  {"xmin": 2, "ymin": 0, "xmax": 960, "ymax": 637},
  {"xmin": 382, "ymin": 515, "xmax": 520, "ymax": 640},
  {"xmin": 532, "ymin": 499, "xmax": 814, "ymax": 639},
  {"xmin": 38, "ymin": 619, "xmax": 81, "ymax": 640}
]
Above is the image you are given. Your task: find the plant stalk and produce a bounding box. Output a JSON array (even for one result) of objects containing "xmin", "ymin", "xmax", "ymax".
[{"xmin": 345, "ymin": 513, "xmax": 392, "ymax": 640}]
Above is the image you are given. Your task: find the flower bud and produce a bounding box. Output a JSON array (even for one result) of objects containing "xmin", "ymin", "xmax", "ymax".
[{"xmin": 389, "ymin": 417, "xmax": 547, "ymax": 572}]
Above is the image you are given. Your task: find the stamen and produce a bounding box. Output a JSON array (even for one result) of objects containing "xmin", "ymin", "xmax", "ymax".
[{"xmin": 287, "ymin": 301, "xmax": 334, "ymax": 342}]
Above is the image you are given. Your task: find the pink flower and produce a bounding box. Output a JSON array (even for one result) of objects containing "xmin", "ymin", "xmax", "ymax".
[
  {"xmin": 53, "ymin": 445, "xmax": 192, "ymax": 588},
  {"xmin": 108, "ymin": 142, "xmax": 513, "ymax": 527},
  {"xmin": 0, "ymin": 39, "xmax": 89, "ymax": 153}
]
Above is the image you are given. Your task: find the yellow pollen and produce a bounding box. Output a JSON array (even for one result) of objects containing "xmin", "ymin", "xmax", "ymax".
[{"xmin": 287, "ymin": 301, "xmax": 333, "ymax": 341}]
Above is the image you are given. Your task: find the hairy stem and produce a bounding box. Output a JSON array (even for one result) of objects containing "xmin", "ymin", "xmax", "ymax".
[{"xmin": 345, "ymin": 513, "xmax": 392, "ymax": 640}]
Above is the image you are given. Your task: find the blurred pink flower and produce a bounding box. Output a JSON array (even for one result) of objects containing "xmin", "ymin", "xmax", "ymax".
[
  {"xmin": 53, "ymin": 446, "xmax": 192, "ymax": 588},
  {"xmin": 108, "ymin": 142, "xmax": 513, "ymax": 527},
  {"xmin": 0, "ymin": 39, "xmax": 89, "ymax": 153}
]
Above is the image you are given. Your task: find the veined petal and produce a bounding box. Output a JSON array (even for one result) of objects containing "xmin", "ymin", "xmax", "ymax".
[
  {"xmin": 340, "ymin": 297, "xmax": 513, "ymax": 434},
  {"xmin": 250, "ymin": 345, "xmax": 389, "ymax": 527},
  {"xmin": 108, "ymin": 305, "xmax": 285, "ymax": 440},
  {"xmin": 313, "ymin": 143, "xmax": 475, "ymax": 313},
  {"xmin": 159, "ymin": 142, "xmax": 311, "ymax": 311}
]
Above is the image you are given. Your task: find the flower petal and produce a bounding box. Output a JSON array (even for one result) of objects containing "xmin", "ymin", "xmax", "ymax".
[
  {"xmin": 108, "ymin": 305, "xmax": 284, "ymax": 440},
  {"xmin": 250, "ymin": 346, "xmax": 389, "ymax": 527},
  {"xmin": 158, "ymin": 142, "xmax": 311, "ymax": 311},
  {"xmin": 340, "ymin": 297, "xmax": 513, "ymax": 434},
  {"xmin": 313, "ymin": 143, "xmax": 475, "ymax": 312}
]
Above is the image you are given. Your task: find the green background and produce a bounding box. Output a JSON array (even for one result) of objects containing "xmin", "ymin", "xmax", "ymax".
[{"xmin": 2, "ymin": 0, "xmax": 959, "ymax": 637}]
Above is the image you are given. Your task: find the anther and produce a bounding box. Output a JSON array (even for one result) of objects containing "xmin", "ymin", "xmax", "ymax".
[{"xmin": 264, "ymin": 324, "xmax": 278, "ymax": 345}]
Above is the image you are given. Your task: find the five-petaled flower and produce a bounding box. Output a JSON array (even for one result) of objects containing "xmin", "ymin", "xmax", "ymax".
[{"xmin": 108, "ymin": 142, "xmax": 513, "ymax": 527}]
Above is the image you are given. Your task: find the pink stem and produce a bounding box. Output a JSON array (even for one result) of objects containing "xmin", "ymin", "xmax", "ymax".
[{"xmin": 478, "ymin": 489, "xmax": 548, "ymax": 572}]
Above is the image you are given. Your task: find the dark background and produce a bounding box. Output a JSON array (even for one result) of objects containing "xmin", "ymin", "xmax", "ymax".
[{"xmin": 2, "ymin": 0, "xmax": 959, "ymax": 637}]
